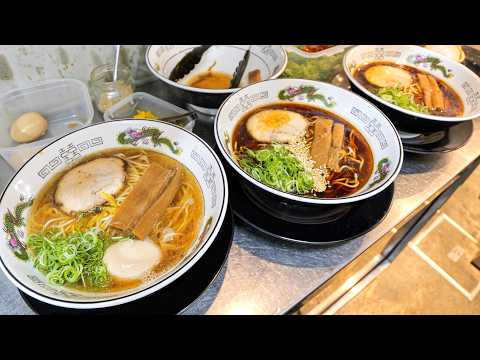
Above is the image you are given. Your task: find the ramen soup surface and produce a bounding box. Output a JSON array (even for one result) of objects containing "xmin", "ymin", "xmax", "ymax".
[
  {"xmin": 187, "ymin": 70, "xmax": 233, "ymax": 89},
  {"xmin": 27, "ymin": 148, "xmax": 204, "ymax": 293},
  {"xmin": 354, "ymin": 61, "xmax": 464, "ymax": 117},
  {"xmin": 232, "ymin": 103, "xmax": 374, "ymax": 198}
]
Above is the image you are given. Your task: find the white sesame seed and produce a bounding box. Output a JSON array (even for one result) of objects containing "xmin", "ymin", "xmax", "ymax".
[{"xmin": 287, "ymin": 136, "xmax": 329, "ymax": 193}]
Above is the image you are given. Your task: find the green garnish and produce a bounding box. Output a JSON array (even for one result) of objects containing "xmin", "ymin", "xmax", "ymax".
[
  {"xmin": 377, "ymin": 87, "xmax": 430, "ymax": 114},
  {"xmin": 238, "ymin": 144, "xmax": 314, "ymax": 194},
  {"xmin": 281, "ymin": 51, "xmax": 346, "ymax": 82},
  {"xmin": 27, "ymin": 228, "xmax": 130, "ymax": 288}
]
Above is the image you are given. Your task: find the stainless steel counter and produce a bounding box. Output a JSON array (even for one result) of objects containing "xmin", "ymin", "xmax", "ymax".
[
  {"xmin": 182, "ymin": 120, "xmax": 480, "ymax": 314},
  {"xmin": 1, "ymin": 80, "xmax": 479, "ymax": 315}
]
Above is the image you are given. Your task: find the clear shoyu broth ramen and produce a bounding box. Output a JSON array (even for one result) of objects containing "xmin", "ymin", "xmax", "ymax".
[
  {"xmin": 232, "ymin": 103, "xmax": 374, "ymax": 198},
  {"xmin": 26, "ymin": 148, "xmax": 204, "ymax": 293}
]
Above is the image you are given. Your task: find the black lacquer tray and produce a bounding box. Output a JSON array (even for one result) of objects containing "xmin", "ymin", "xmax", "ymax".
[{"xmin": 400, "ymin": 120, "xmax": 473, "ymax": 154}]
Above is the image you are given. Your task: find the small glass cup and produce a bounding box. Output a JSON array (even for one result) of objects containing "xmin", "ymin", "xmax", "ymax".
[{"xmin": 89, "ymin": 64, "xmax": 135, "ymax": 113}]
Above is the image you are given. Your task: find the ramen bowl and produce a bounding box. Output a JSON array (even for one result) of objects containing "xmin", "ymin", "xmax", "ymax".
[
  {"xmin": 146, "ymin": 45, "xmax": 288, "ymax": 115},
  {"xmin": 0, "ymin": 120, "xmax": 228, "ymax": 309},
  {"xmin": 215, "ymin": 78, "xmax": 403, "ymax": 224},
  {"xmin": 343, "ymin": 45, "xmax": 480, "ymax": 132}
]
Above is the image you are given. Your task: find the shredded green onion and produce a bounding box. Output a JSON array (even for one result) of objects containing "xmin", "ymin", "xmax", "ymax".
[
  {"xmin": 377, "ymin": 87, "xmax": 430, "ymax": 114},
  {"xmin": 27, "ymin": 228, "xmax": 129, "ymax": 288},
  {"xmin": 238, "ymin": 144, "xmax": 314, "ymax": 194}
]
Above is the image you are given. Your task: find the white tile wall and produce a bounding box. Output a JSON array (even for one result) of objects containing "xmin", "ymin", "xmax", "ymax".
[{"xmin": 0, "ymin": 45, "xmax": 156, "ymax": 94}]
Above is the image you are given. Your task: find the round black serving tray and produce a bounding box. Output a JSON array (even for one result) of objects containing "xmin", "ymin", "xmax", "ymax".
[
  {"xmin": 18, "ymin": 207, "xmax": 234, "ymax": 315},
  {"xmin": 400, "ymin": 120, "xmax": 473, "ymax": 154},
  {"xmin": 228, "ymin": 171, "xmax": 394, "ymax": 246}
]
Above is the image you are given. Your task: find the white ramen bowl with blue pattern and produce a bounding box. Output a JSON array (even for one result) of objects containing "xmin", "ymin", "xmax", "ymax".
[
  {"xmin": 146, "ymin": 45, "xmax": 288, "ymax": 113},
  {"xmin": 343, "ymin": 45, "xmax": 480, "ymax": 123},
  {"xmin": 215, "ymin": 78, "xmax": 403, "ymax": 205},
  {"xmin": 0, "ymin": 120, "xmax": 228, "ymax": 309}
]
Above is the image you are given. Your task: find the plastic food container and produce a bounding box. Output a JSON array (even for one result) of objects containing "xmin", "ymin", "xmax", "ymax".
[
  {"xmin": 103, "ymin": 92, "xmax": 195, "ymax": 131},
  {"xmin": 0, "ymin": 79, "xmax": 94, "ymax": 170}
]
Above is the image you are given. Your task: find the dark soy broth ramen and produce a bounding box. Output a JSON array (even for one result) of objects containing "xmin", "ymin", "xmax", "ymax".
[
  {"xmin": 232, "ymin": 103, "xmax": 374, "ymax": 198},
  {"xmin": 27, "ymin": 148, "xmax": 204, "ymax": 293},
  {"xmin": 354, "ymin": 61, "xmax": 464, "ymax": 117}
]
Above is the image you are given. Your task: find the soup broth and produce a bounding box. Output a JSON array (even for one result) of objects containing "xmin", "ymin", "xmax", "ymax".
[
  {"xmin": 353, "ymin": 61, "xmax": 463, "ymax": 117},
  {"xmin": 27, "ymin": 148, "xmax": 204, "ymax": 293},
  {"xmin": 232, "ymin": 103, "xmax": 374, "ymax": 198},
  {"xmin": 187, "ymin": 71, "xmax": 232, "ymax": 89}
]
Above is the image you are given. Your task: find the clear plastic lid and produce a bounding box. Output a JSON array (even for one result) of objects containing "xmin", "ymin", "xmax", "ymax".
[
  {"xmin": 103, "ymin": 92, "xmax": 195, "ymax": 131},
  {"xmin": 0, "ymin": 78, "xmax": 94, "ymax": 170}
]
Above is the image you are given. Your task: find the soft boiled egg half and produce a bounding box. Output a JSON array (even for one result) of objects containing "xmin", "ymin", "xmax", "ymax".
[{"xmin": 246, "ymin": 109, "xmax": 308, "ymax": 143}]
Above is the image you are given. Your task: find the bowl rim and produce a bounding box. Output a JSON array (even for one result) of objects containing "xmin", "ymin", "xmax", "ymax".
[
  {"xmin": 214, "ymin": 78, "xmax": 404, "ymax": 205},
  {"xmin": 145, "ymin": 45, "xmax": 289, "ymax": 95},
  {"xmin": 0, "ymin": 119, "xmax": 229, "ymax": 309},
  {"xmin": 342, "ymin": 45, "xmax": 480, "ymax": 123},
  {"xmin": 423, "ymin": 45, "xmax": 466, "ymax": 63}
]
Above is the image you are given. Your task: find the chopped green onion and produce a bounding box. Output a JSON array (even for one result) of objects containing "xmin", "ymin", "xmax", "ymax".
[
  {"xmin": 238, "ymin": 144, "xmax": 314, "ymax": 194},
  {"xmin": 377, "ymin": 87, "xmax": 430, "ymax": 114},
  {"xmin": 27, "ymin": 228, "xmax": 130, "ymax": 288}
]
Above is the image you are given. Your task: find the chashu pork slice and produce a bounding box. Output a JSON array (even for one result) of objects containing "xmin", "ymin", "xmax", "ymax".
[
  {"xmin": 246, "ymin": 110, "xmax": 308, "ymax": 144},
  {"xmin": 55, "ymin": 157, "xmax": 126, "ymax": 214}
]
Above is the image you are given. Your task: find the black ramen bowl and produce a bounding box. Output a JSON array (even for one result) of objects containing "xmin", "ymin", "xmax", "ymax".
[
  {"xmin": 160, "ymin": 82, "xmax": 230, "ymax": 110},
  {"xmin": 238, "ymin": 176, "xmax": 352, "ymax": 224}
]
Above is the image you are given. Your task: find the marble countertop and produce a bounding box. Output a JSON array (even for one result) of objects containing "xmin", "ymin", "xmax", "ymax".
[{"xmin": 1, "ymin": 80, "xmax": 479, "ymax": 315}]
